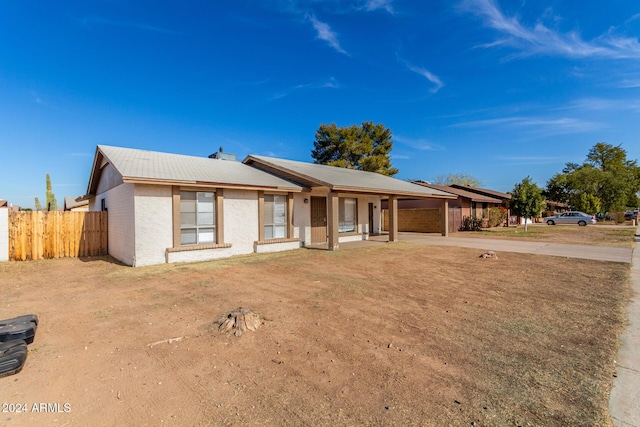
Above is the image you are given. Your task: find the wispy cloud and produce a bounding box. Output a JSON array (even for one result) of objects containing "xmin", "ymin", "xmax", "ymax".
[
  {"xmin": 556, "ymin": 97, "xmax": 637, "ymax": 112},
  {"xmin": 306, "ymin": 14, "xmax": 348, "ymax": 55},
  {"xmin": 78, "ymin": 14, "xmax": 181, "ymax": 35},
  {"xmin": 452, "ymin": 115, "xmax": 603, "ymax": 135},
  {"xmin": 460, "ymin": 0, "xmax": 640, "ymax": 60},
  {"xmin": 394, "ymin": 135, "xmax": 444, "ymax": 151},
  {"xmin": 363, "ymin": 0, "xmax": 394, "ymax": 14},
  {"xmin": 619, "ymin": 79, "xmax": 640, "ymax": 88},
  {"xmin": 397, "ymin": 56, "xmax": 444, "ymax": 93},
  {"xmin": 270, "ymin": 77, "xmax": 340, "ymax": 100}
]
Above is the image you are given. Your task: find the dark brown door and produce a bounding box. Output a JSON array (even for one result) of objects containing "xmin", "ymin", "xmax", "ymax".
[
  {"xmin": 311, "ymin": 196, "xmax": 327, "ymax": 243},
  {"xmin": 368, "ymin": 203, "xmax": 374, "ymax": 234}
]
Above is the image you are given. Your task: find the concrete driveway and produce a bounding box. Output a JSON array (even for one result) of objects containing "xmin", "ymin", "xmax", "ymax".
[{"xmin": 394, "ymin": 232, "xmax": 633, "ymax": 263}]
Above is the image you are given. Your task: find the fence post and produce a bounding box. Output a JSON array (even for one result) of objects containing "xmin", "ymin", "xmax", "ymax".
[{"xmin": 0, "ymin": 208, "xmax": 8, "ymax": 262}]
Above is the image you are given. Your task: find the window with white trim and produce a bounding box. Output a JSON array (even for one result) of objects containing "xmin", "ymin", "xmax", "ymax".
[
  {"xmin": 339, "ymin": 198, "xmax": 357, "ymax": 233},
  {"xmin": 264, "ymin": 194, "xmax": 287, "ymax": 239},
  {"xmin": 180, "ymin": 191, "xmax": 215, "ymax": 245}
]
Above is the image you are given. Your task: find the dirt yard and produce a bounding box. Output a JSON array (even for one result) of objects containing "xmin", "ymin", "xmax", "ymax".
[
  {"xmin": 0, "ymin": 243, "xmax": 630, "ymax": 426},
  {"xmin": 455, "ymin": 225, "xmax": 636, "ymax": 247}
]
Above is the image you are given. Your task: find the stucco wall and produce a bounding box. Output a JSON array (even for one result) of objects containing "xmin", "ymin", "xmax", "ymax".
[
  {"xmin": 293, "ymin": 193, "xmax": 311, "ymax": 245},
  {"xmin": 100, "ymin": 183, "xmax": 135, "ymax": 266},
  {"xmin": 0, "ymin": 208, "xmax": 8, "ymax": 262},
  {"xmin": 255, "ymin": 240, "xmax": 301, "ymax": 254},
  {"xmin": 133, "ymin": 184, "xmax": 173, "ymax": 267},
  {"xmin": 96, "ymin": 163, "xmax": 124, "ymax": 195},
  {"xmin": 167, "ymin": 189, "xmax": 261, "ymax": 264}
]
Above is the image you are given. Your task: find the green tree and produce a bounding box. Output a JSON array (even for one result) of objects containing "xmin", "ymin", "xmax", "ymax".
[
  {"xmin": 34, "ymin": 197, "xmax": 42, "ymax": 211},
  {"xmin": 510, "ymin": 176, "xmax": 544, "ymax": 231},
  {"xmin": 311, "ymin": 121, "xmax": 398, "ymax": 176},
  {"xmin": 572, "ymin": 193, "xmax": 601, "ymax": 215},
  {"xmin": 433, "ymin": 173, "xmax": 481, "ymax": 187},
  {"xmin": 544, "ymin": 143, "xmax": 640, "ymax": 213},
  {"xmin": 45, "ymin": 174, "xmax": 57, "ymax": 211}
]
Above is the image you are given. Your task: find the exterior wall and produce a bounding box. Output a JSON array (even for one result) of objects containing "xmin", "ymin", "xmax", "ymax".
[
  {"xmin": 293, "ymin": 193, "xmax": 311, "ymax": 245},
  {"xmin": 96, "ymin": 163, "xmax": 124, "ymax": 194},
  {"xmin": 133, "ymin": 185, "xmax": 173, "ymax": 267},
  {"xmin": 92, "ymin": 183, "xmax": 136, "ymax": 266},
  {"xmin": 368, "ymin": 196, "xmax": 382, "ymax": 235},
  {"xmin": 382, "ymin": 208, "xmax": 441, "ymax": 233},
  {"xmin": 0, "ymin": 208, "xmax": 8, "ymax": 262},
  {"xmin": 255, "ymin": 240, "xmax": 301, "ymax": 254},
  {"xmin": 166, "ymin": 189, "xmax": 261, "ymax": 264}
]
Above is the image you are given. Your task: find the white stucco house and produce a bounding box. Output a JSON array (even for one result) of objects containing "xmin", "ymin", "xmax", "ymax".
[{"xmin": 84, "ymin": 145, "xmax": 454, "ymax": 267}]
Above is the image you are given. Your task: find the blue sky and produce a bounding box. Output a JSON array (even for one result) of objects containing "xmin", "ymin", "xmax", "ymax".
[{"xmin": 1, "ymin": 0, "xmax": 639, "ymax": 208}]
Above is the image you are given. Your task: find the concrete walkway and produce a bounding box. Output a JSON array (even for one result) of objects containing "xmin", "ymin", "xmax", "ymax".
[
  {"xmin": 610, "ymin": 227, "xmax": 640, "ymax": 427},
  {"xmin": 342, "ymin": 230, "xmax": 638, "ymax": 425}
]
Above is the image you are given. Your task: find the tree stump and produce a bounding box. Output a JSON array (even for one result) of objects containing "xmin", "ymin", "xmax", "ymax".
[
  {"xmin": 215, "ymin": 307, "xmax": 263, "ymax": 337},
  {"xmin": 479, "ymin": 251, "xmax": 498, "ymax": 259}
]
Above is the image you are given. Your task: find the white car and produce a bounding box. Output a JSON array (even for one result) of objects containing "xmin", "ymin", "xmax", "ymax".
[{"xmin": 545, "ymin": 211, "xmax": 597, "ymax": 226}]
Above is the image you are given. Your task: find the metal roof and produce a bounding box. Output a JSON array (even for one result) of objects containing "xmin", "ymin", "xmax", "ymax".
[
  {"xmin": 87, "ymin": 146, "xmax": 303, "ymax": 194},
  {"xmin": 412, "ymin": 182, "xmax": 502, "ymax": 203},
  {"xmin": 243, "ymin": 155, "xmax": 456, "ymax": 199}
]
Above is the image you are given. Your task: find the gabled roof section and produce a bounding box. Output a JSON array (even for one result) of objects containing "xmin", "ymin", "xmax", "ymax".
[
  {"xmin": 86, "ymin": 145, "xmax": 303, "ymax": 196},
  {"xmin": 450, "ymin": 184, "xmax": 512, "ymax": 200},
  {"xmin": 64, "ymin": 196, "xmax": 89, "ymax": 210},
  {"xmin": 412, "ymin": 182, "xmax": 502, "ymax": 203},
  {"xmin": 243, "ymin": 155, "xmax": 456, "ymax": 199}
]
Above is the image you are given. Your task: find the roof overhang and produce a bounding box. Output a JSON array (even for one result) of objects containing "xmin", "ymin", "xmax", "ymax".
[{"xmin": 243, "ymin": 155, "xmax": 456, "ymax": 199}]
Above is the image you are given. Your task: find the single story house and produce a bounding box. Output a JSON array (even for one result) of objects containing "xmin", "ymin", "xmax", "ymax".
[
  {"xmin": 448, "ymin": 184, "xmax": 511, "ymax": 211},
  {"xmin": 84, "ymin": 145, "xmax": 454, "ymax": 267},
  {"xmin": 64, "ymin": 196, "xmax": 90, "ymax": 211}
]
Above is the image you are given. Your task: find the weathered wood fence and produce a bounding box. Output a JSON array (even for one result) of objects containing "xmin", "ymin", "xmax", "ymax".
[{"xmin": 8, "ymin": 211, "xmax": 108, "ymax": 261}]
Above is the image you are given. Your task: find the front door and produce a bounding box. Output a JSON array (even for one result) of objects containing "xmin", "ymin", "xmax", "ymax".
[
  {"xmin": 311, "ymin": 196, "xmax": 327, "ymax": 244},
  {"xmin": 368, "ymin": 203, "xmax": 374, "ymax": 235}
]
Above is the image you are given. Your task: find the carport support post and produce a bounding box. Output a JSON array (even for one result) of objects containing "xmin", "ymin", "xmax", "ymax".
[
  {"xmin": 327, "ymin": 192, "xmax": 339, "ymax": 250},
  {"xmin": 388, "ymin": 195, "xmax": 398, "ymax": 242},
  {"xmin": 440, "ymin": 199, "xmax": 449, "ymax": 237}
]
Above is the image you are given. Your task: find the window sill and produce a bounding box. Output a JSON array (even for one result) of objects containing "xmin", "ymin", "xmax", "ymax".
[
  {"xmin": 338, "ymin": 231, "xmax": 359, "ymax": 236},
  {"xmin": 255, "ymin": 237, "xmax": 299, "ymax": 246},
  {"xmin": 167, "ymin": 243, "xmax": 232, "ymax": 253}
]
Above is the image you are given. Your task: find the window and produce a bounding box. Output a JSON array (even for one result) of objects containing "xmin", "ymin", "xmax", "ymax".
[
  {"xmin": 264, "ymin": 194, "xmax": 287, "ymax": 239},
  {"xmin": 339, "ymin": 198, "xmax": 357, "ymax": 233},
  {"xmin": 180, "ymin": 191, "xmax": 215, "ymax": 245}
]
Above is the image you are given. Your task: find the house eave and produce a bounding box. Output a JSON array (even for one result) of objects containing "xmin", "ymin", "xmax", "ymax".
[{"xmin": 122, "ymin": 177, "xmax": 303, "ymax": 192}]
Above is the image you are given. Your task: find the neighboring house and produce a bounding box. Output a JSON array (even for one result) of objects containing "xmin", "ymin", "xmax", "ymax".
[
  {"xmin": 64, "ymin": 196, "xmax": 90, "ymax": 211},
  {"xmin": 412, "ymin": 182, "xmax": 504, "ymax": 223},
  {"xmin": 84, "ymin": 145, "xmax": 454, "ymax": 267},
  {"xmin": 448, "ymin": 184, "xmax": 511, "ymax": 213},
  {"xmin": 0, "ymin": 200, "xmax": 19, "ymax": 211},
  {"xmin": 544, "ymin": 200, "xmax": 569, "ymax": 214},
  {"xmin": 381, "ymin": 182, "xmax": 507, "ymax": 232}
]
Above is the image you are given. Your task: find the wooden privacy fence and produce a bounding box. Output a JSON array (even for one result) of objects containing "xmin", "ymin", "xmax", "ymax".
[{"xmin": 9, "ymin": 211, "xmax": 108, "ymax": 261}]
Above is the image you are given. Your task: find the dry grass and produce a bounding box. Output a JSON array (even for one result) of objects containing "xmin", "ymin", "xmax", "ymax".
[
  {"xmin": 0, "ymin": 244, "xmax": 630, "ymax": 426},
  {"xmin": 455, "ymin": 224, "xmax": 636, "ymax": 247}
]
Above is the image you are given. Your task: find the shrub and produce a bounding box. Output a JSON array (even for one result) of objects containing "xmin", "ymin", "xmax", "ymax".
[
  {"xmin": 460, "ymin": 216, "xmax": 483, "ymax": 231},
  {"xmin": 612, "ymin": 212, "xmax": 626, "ymax": 224},
  {"xmin": 487, "ymin": 207, "xmax": 507, "ymax": 228}
]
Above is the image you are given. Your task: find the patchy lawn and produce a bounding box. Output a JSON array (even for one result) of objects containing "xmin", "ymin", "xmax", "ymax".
[
  {"xmin": 0, "ymin": 244, "xmax": 630, "ymax": 426},
  {"xmin": 454, "ymin": 225, "xmax": 636, "ymax": 247}
]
